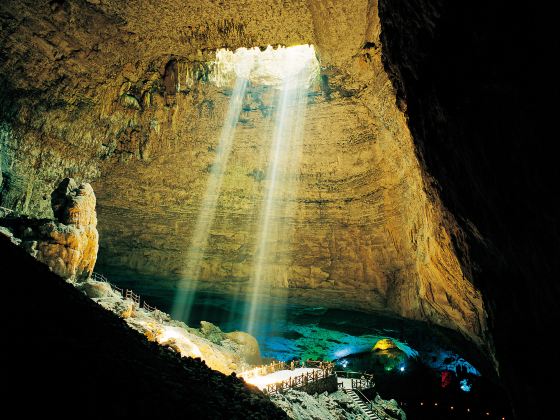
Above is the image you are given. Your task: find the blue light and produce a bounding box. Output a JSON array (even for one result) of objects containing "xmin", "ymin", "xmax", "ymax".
[
  {"xmin": 460, "ymin": 379, "xmax": 472, "ymax": 392},
  {"xmin": 334, "ymin": 348, "xmax": 352, "ymax": 358},
  {"xmin": 400, "ymin": 366, "xmax": 405, "ymax": 372}
]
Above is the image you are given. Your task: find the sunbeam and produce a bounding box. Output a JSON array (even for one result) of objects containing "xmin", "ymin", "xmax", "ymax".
[
  {"xmin": 244, "ymin": 48, "xmax": 316, "ymax": 337},
  {"xmin": 172, "ymin": 76, "xmax": 248, "ymax": 320},
  {"xmin": 172, "ymin": 44, "xmax": 318, "ymax": 333}
]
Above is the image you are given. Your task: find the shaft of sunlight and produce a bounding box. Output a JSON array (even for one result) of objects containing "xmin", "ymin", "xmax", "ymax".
[
  {"xmin": 172, "ymin": 77, "xmax": 248, "ymax": 320},
  {"xmin": 244, "ymin": 67, "xmax": 311, "ymax": 336}
]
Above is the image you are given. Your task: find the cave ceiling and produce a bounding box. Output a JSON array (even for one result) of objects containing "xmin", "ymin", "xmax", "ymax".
[{"xmin": 0, "ymin": 0, "xmax": 486, "ymax": 346}]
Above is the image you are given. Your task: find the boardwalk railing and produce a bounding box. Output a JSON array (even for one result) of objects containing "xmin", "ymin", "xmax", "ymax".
[
  {"xmin": 110, "ymin": 283, "xmax": 124, "ymax": 297},
  {"xmin": 353, "ymin": 388, "xmax": 388, "ymax": 419},
  {"xmin": 125, "ymin": 289, "xmax": 140, "ymax": 305},
  {"xmin": 91, "ymin": 272, "xmax": 108, "ymax": 283},
  {"xmin": 336, "ymin": 371, "xmax": 376, "ymax": 390},
  {"xmin": 305, "ymin": 360, "xmax": 335, "ymax": 371},
  {"xmin": 262, "ymin": 366, "xmax": 335, "ymax": 395},
  {"xmin": 239, "ymin": 361, "xmax": 288, "ymax": 380},
  {"xmin": 239, "ymin": 360, "xmax": 336, "ymax": 395},
  {"xmin": 143, "ymin": 301, "xmax": 158, "ymax": 312},
  {"xmin": 90, "ymin": 272, "xmax": 158, "ymax": 313},
  {"xmin": 240, "ymin": 360, "xmax": 335, "ymax": 382}
]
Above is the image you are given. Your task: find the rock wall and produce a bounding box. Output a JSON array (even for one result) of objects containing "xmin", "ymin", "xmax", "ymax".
[
  {"xmin": 377, "ymin": 0, "xmax": 559, "ymax": 417},
  {"xmin": 0, "ymin": 0, "xmax": 486, "ymax": 348}
]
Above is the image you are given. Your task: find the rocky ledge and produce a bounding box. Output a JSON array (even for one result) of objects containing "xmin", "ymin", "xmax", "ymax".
[
  {"xmin": 79, "ymin": 277, "xmax": 262, "ymax": 374},
  {"xmin": 1, "ymin": 232, "xmax": 285, "ymax": 418}
]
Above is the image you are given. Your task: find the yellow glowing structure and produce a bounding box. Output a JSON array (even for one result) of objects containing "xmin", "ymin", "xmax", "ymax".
[{"xmin": 372, "ymin": 338, "xmax": 398, "ymax": 351}]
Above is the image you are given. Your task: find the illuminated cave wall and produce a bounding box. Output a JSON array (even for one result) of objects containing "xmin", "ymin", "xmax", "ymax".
[{"xmin": 0, "ymin": 0, "xmax": 486, "ymax": 346}]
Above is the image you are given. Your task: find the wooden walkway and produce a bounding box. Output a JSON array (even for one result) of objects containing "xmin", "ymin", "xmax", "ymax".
[
  {"xmin": 262, "ymin": 367, "xmax": 334, "ymax": 395},
  {"xmin": 336, "ymin": 371, "xmax": 375, "ymax": 390},
  {"xmin": 241, "ymin": 361, "xmax": 377, "ymax": 397}
]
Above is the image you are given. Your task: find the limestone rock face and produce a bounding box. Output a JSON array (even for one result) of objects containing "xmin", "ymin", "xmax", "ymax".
[
  {"xmin": 0, "ymin": 0, "xmax": 485, "ymax": 347},
  {"xmin": 32, "ymin": 179, "xmax": 99, "ymax": 282},
  {"xmin": 377, "ymin": 1, "xmax": 558, "ymax": 416},
  {"xmin": 0, "ymin": 178, "xmax": 99, "ymax": 282}
]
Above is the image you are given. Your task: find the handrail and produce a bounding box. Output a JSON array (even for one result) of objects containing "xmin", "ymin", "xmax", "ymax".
[
  {"xmin": 125, "ymin": 289, "xmax": 140, "ymax": 305},
  {"xmin": 109, "ymin": 283, "xmax": 124, "ymax": 296},
  {"xmin": 239, "ymin": 361, "xmax": 288, "ymax": 379},
  {"xmin": 239, "ymin": 360, "xmax": 336, "ymax": 395},
  {"xmin": 90, "ymin": 272, "xmax": 158, "ymax": 313},
  {"xmin": 305, "ymin": 360, "xmax": 334, "ymax": 369},
  {"xmin": 336, "ymin": 371, "xmax": 376, "ymax": 390},
  {"xmin": 354, "ymin": 388, "xmax": 386, "ymax": 419},
  {"xmin": 143, "ymin": 301, "xmax": 158, "ymax": 312},
  {"xmin": 262, "ymin": 366, "xmax": 336, "ymax": 395},
  {"xmin": 335, "ymin": 371, "xmax": 374, "ymax": 380},
  {"xmin": 91, "ymin": 272, "xmax": 108, "ymax": 283}
]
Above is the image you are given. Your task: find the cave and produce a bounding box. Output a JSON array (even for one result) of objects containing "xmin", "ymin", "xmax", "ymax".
[{"xmin": 1, "ymin": 1, "xmax": 557, "ymax": 419}]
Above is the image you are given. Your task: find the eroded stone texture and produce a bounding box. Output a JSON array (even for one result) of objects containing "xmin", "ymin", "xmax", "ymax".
[
  {"xmin": 35, "ymin": 179, "xmax": 99, "ymax": 281},
  {"xmin": 0, "ymin": 1, "xmax": 486, "ymax": 347},
  {"xmin": 0, "ymin": 178, "xmax": 99, "ymax": 282}
]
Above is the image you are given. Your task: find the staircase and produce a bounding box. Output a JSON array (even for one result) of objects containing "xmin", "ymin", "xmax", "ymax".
[{"xmin": 345, "ymin": 389, "xmax": 381, "ymax": 419}]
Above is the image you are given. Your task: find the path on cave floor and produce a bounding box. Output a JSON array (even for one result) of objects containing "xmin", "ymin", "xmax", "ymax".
[
  {"xmin": 338, "ymin": 378, "xmax": 354, "ymax": 389},
  {"xmin": 250, "ymin": 368, "xmax": 321, "ymax": 390}
]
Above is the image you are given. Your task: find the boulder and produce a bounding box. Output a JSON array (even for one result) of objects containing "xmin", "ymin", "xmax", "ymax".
[
  {"xmin": 225, "ymin": 330, "xmax": 262, "ymax": 365},
  {"xmin": 77, "ymin": 280, "xmax": 114, "ymax": 299}
]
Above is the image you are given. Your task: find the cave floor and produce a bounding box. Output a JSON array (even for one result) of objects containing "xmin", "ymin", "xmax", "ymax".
[{"xmin": 103, "ymin": 269, "xmax": 513, "ymax": 419}]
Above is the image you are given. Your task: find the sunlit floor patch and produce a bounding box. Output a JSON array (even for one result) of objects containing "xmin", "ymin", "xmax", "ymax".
[{"xmin": 243, "ymin": 367, "xmax": 320, "ymax": 390}]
